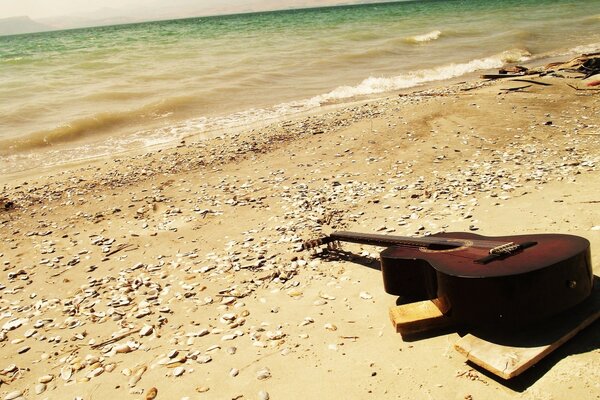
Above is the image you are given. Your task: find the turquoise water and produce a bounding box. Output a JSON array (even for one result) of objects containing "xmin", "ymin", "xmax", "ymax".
[{"xmin": 1, "ymin": 0, "xmax": 599, "ymax": 175}]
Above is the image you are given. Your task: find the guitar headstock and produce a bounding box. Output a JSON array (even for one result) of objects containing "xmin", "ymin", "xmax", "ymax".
[{"xmin": 301, "ymin": 235, "xmax": 336, "ymax": 251}]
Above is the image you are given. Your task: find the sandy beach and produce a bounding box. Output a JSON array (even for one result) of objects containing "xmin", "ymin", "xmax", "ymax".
[{"xmin": 1, "ymin": 70, "xmax": 599, "ymax": 400}]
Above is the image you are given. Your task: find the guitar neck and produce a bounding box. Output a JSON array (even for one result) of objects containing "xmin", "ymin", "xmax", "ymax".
[{"xmin": 329, "ymin": 231, "xmax": 440, "ymax": 248}]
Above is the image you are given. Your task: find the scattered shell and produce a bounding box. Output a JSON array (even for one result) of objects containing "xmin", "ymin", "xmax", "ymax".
[
  {"xmin": 173, "ymin": 366, "xmax": 185, "ymax": 377},
  {"xmin": 2, "ymin": 318, "xmax": 24, "ymax": 331},
  {"xmin": 145, "ymin": 387, "xmax": 158, "ymax": 400},
  {"xmin": 324, "ymin": 323, "xmax": 338, "ymax": 331},
  {"xmin": 34, "ymin": 383, "xmax": 47, "ymax": 395},
  {"xmin": 359, "ymin": 291, "xmax": 373, "ymax": 300},
  {"xmin": 2, "ymin": 364, "xmax": 17, "ymax": 374},
  {"xmin": 86, "ymin": 366, "xmax": 104, "ymax": 378},
  {"xmin": 256, "ymin": 367, "xmax": 271, "ymax": 380},
  {"xmin": 258, "ymin": 390, "xmax": 270, "ymax": 400},
  {"xmin": 196, "ymin": 355, "xmax": 212, "ymax": 364},
  {"xmin": 114, "ymin": 343, "xmax": 133, "ymax": 354},
  {"xmin": 4, "ymin": 391, "xmax": 23, "ymax": 400},
  {"xmin": 230, "ymin": 368, "xmax": 239, "ymax": 377},
  {"xmin": 38, "ymin": 374, "xmax": 54, "ymax": 383},
  {"xmin": 23, "ymin": 328, "xmax": 37, "ymax": 338},
  {"xmin": 139, "ymin": 325, "xmax": 154, "ymax": 337},
  {"xmin": 60, "ymin": 365, "xmax": 73, "ymax": 381}
]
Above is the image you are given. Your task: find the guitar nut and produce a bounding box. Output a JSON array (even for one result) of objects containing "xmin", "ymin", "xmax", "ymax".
[{"xmin": 567, "ymin": 280, "xmax": 577, "ymax": 289}]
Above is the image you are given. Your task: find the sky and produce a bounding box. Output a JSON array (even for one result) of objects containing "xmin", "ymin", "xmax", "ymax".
[{"xmin": 0, "ymin": 0, "xmax": 380, "ymax": 20}]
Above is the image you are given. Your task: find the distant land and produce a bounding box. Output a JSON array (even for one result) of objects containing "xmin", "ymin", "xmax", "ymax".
[
  {"xmin": 0, "ymin": 0, "xmax": 394, "ymax": 36},
  {"xmin": 0, "ymin": 16, "xmax": 53, "ymax": 36}
]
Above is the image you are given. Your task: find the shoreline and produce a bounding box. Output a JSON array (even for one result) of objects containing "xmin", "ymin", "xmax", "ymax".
[
  {"xmin": 4, "ymin": 44, "xmax": 597, "ymax": 180},
  {"xmin": 0, "ymin": 69, "xmax": 599, "ymax": 400}
]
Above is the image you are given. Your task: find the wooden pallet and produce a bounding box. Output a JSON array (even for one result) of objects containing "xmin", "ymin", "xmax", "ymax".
[{"xmin": 389, "ymin": 277, "xmax": 600, "ymax": 379}]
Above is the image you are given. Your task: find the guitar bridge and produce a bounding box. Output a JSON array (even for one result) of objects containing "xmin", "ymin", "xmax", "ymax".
[
  {"xmin": 476, "ymin": 241, "xmax": 538, "ymax": 264},
  {"xmin": 489, "ymin": 242, "xmax": 519, "ymax": 255}
]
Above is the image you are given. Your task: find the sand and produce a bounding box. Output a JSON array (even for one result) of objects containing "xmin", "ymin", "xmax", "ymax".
[{"xmin": 0, "ymin": 72, "xmax": 599, "ymax": 400}]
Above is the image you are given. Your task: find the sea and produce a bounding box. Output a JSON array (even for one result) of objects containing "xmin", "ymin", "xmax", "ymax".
[{"xmin": 1, "ymin": 0, "xmax": 599, "ymax": 177}]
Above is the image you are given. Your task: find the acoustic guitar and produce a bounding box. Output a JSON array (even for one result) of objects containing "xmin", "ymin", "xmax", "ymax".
[{"xmin": 303, "ymin": 231, "xmax": 593, "ymax": 327}]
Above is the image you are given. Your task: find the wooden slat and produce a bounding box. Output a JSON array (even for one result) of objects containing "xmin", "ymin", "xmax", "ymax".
[
  {"xmin": 389, "ymin": 299, "xmax": 453, "ymax": 335},
  {"xmin": 454, "ymin": 278, "xmax": 600, "ymax": 379}
]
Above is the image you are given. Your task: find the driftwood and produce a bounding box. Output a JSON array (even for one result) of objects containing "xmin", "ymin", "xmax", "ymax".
[
  {"xmin": 500, "ymin": 85, "xmax": 532, "ymax": 92},
  {"xmin": 90, "ymin": 328, "xmax": 141, "ymax": 349},
  {"xmin": 481, "ymin": 73, "xmax": 525, "ymax": 80},
  {"xmin": 511, "ymin": 78, "xmax": 552, "ymax": 86}
]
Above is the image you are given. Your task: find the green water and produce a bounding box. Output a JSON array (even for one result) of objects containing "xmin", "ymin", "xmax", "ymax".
[{"xmin": 1, "ymin": 0, "xmax": 599, "ymax": 175}]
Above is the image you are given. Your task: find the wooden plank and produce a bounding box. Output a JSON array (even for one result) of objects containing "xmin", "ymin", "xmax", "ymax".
[
  {"xmin": 389, "ymin": 299, "xmax": 453, "ymax": 335},
  {"xmin": 454, "ymin": 278, "xmax": 600, "ymax": 379}
]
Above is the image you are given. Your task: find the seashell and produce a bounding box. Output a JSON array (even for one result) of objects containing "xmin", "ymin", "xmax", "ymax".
[
  {"xmin": 2, "ymin": 318, "xmax": 24, "ymax": 331},
  {"xmin": 167, "ymin": 349, "xmax": 179, "ymax": 358},
  {"xmin": 324, "ymin": 323, "xmax": 338, "ymax": 331},
  {"xmin": 4, "ymin": 390, "xmax": 23, "ymax": 400},
  {"xmin": 86, "ymin": 367, "xmax": 104, "ymax": 378},
  {"xmin": 60, "ymin": 365, "xmax": 73, "ymax": 381},
  {"xmin": 135, "ymin": 308, "xmax": 151, "ymax": 318},
  {"xmin": 229, "ymin": 368, "xmax": 239, "ymax": 377},
  {"xmin": 128, "ymin": 374, "xmax": 142, "ymax": 387},
  {"xmin": 221, "ymin": 333, "xmax": 237, "ymax": 341},
  {"xmin": 220, "ymin": 313, "xmax": 237, "ymax": 323},
  {"xmin": 173, "ymin": 366, "xmax": 185, "ymax": 377},
  {"xmin": 258, "ymin": 390, "xmax": 270, "ymax": 400},
  {"xmin": 114, "ymin": 343, "xmax": 132, "ymax": 353},
  {"xmin": 196, "ymin": 386, "xmax": 210, "ymax": 393},
  {"xmin": 139, "ymin": 325, "xmax": 154, "ymax": 337},
  {"xmin": 319, "ymin": 292, "xmax": 336, "ymax": 300},
  {"xmin": 121, "ymin": 368, "xmax": 132, "ymax": 376},
  {"xmin": 162, "ymin": 355, "xmax": 187, "ymax": 366},
  {"xmin": 85, "ymin": 355, "xmax": 100, "ymax": 365},
  {"xmin": 359, "ymin": 291, "xmax": 373, "ymax": 299},
  {"xmin": 23, "ymin": 328, "xmax": 37, "ymax": 338},
  {"xmin": 35, "ymin": 383, "xmax": 47, "ymax": 394},
  {"xmin": 145, "ymin": 387, "xmax": 158, "ymax": 400},
  {"xmin": 196, "ymin": 355, "xmax": 212, "ymax": 364},
  {"xmin": 255, "ymin": 367, "xmax": 271, "ymax": 380},
  {"xmin": 38, "ymin": 374, "xmax": 54, "ymax": 383},
  {"xmin": 2, "ymin": 364, "xmax": 18, "ymax": 373},
  {"xmin": 105, "ymin": 363, "xmax": 116, "ymax": 373},
  {"xmin": 266, "ymin": 331, "xmax": 285, "ymax": 340}
]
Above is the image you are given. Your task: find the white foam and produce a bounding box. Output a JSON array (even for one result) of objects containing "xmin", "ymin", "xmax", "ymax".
[
  {"xmin": 312, "ymin": 49, "xmax": 531, "ymax": 103},
  {"xmin": 408, "ymin": 30, "xmax": 442, "ymax": 43}
]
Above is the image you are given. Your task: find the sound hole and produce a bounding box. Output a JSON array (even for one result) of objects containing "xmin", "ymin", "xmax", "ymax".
[
  {"xmin": 427, "ymin": 243, "xmax": 461, "ymax": 251},
  {"xmin": 419, "ymin": 239, "xmax": 472, "ymax": 254}
]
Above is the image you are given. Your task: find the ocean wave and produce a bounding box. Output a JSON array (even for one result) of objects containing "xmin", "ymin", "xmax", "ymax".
[
  {"xmin": 565, "ymin": 43, "xmax": 600, "ymax": 56},
  {"xmin": 0, "ymin": 94, "xmax": 204, "ymax": 153},
  {"xmin": 311, "ymin": 49, "xmax": 531, "ymax": 103},
  {"xmin": 404, "ymin": 30, "xmax": 442, "ymax": 44},
  {"xmin": 0, "ymin": 112, "xmax": 131, "ymax": 153}
]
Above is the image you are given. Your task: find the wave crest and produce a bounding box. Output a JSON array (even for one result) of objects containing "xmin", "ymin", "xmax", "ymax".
[
  {"xmin": 405, "ymin": 30, "xmax": 442, "ymax": 44},
  {"xmin": 312, "ymin": 49, "xmax": 532, "ymax": 103}
]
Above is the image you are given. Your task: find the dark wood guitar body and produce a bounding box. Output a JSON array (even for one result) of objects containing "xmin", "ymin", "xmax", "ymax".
[
  {"xmin": 304, "ymin": 231, "xmax": 593, "ymax": 327},
  {"xmin": 380, "ymin": 232, "xmax": 592, "ymax": 326}
]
